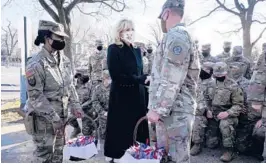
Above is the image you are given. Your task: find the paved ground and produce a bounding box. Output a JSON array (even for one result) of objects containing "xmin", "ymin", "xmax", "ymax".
[{"xmin": 1, "ymin": 99, "xmax": 260, "ymax": 163}]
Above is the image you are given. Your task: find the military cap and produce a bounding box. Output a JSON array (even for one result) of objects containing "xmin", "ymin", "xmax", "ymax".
[
  {"xmin": 223, "ymin": 41, "xmax": 232, "ymax": 48},
  {"xmin": 232, "ymin": 46, "xmax": 243, "ymax": 55},
  {"xmin": 202, "ymin": 62, "xmax": 214, "ymax": 74},
  {"xmin": 102, "ymin": 70, "xmax": 110, "ymax": 79},
  {"xmin": 38, "ymin": 20, "xmax": 68, "ymax": 37},
  {"xmin": 159, "ymin": 0, "xmax": 185, "ymax": 18},
  {"xmin": 95, "ymin": 39, "xmax": 103, "ymax": 46},
  {"xmin": 202, "ymin": 44, "xmax": 211, "ymax": 51},
  {"xmin": 146, "ymin": 43, "xmax": 153, "ymax": 49},
  {"xmin": 213, "ymin": 62, "xmax": 228, "ymax": 77}
]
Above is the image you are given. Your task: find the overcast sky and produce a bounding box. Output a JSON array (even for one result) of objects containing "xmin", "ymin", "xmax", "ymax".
[{"xmin": 1, "ymin": 0, "xmax": 266, "ymax": 55}]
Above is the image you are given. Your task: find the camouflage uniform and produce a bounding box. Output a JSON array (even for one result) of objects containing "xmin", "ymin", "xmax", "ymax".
[
  {"xmin": 88, "ymin": 39, "xmax": 106, "ymax": 87},
  {"xmin": 216, "ymin": 41, "xmax": 232, "ymax": 62},
  {"xmin": 248, "ymin": 47, "xmax": 266, "ymax": 162},
  {"xmin": 142, "ymin": 54, "xmax": 150, "ymax": 75},
  {"xmin": 191, "ymin": 62, "xmax": 215, "ymax": 155},
  {"xmin": 200, "ymin": 44, "xmax": 217, "ymax": 64},
  {"xmin": 229, "ymin": 65, "xmax": 256, "ymax": 153},
  {"xmin": 24, "ymin": 20, "xmax": 82, "ymax": 163},
  {"xmin": 148, "ymin": 1, "xmax": 200, "ymax": 162},
  {"xmin": 90, "ymin": 70, "xmax": 110, "ymax": 139},
  {"xmin": 205, "ymin": 62, "xmax": 243, "ymax": 162},
  {"xmin": 225, "ymin": 46, "xmax": 252, "ymax": 79}
]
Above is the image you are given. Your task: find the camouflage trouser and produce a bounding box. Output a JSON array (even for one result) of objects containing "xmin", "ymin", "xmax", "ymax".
[
  {"xmin": 235, "ymin": 114, "xmax": 256, "ymax": 153},
  {"xmin": 156, "ymin": 112, "xmax": 195, "ymax": 163},
  {"xmin": 99, "ymin": 115, "xmax": 107, "ymax": 139},
  {"xmin": 206, "ymin": 117, "xmax": 238, "ymax": 148},
  {"xmin": 192, "ymin": 116, "xmax": 207, "ymax": 144},
  {"xmin": 32, "ymin": 116, "xmax": 65, "ymax": 163},
  {"xmin": 253, "ymin": 118, "xmax": 266, "ymax": 159}
]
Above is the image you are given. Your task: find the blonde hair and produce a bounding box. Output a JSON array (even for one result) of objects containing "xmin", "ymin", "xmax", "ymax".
[{"xmin": 113, "ymin": 19, "xmax": 136, "ymax": 48}]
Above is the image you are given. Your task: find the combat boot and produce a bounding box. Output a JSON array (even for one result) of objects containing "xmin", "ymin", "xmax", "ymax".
[
  {"xmin": 70, "ymin": 127, "xmax": 81, "ymax": 139},
  {"xmin": 220, "ymin": 148, "xmax": 234, "ymax": 162},
  {"xmin": 190, "ymin": 143, "xmax": 202, "ymax": 156}
]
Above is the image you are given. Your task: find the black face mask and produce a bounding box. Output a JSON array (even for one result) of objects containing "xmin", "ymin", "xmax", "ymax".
[
  {"xmin": 97, "ymin": 46, "xmax": 103, "ymax": 51},
  {"xmin": 202, "ymin": 52, "xmax": 209, "ymax": 57},
  {"xmin": 147, "ymin": 49, "xmax": 153, "ymax": 53},
  {"xmin": 224, "ymin": 48, "xmax": 231, "ymax": 53},
  {"xmin": 215, "ymin": 76, "xmax": 226, "ymax": 82},
  {"xmin": 199, "ymin": 69, "xmax": 212, "ymax": 80},
  {"xmin": 50, "ymin": 38, "xmax": 65, "ymax": 51}
]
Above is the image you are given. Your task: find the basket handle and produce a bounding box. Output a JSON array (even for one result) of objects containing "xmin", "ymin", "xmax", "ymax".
[
  {"xmin": 133, "ymin": 116, "xmax": 169, "ymax": 154},
  {"xmin": 61, "ymin": 114, "xmax": 99, "ymax": 144}
]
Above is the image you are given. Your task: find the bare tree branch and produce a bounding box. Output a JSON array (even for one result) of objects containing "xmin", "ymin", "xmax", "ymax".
[
  {"xmin": 66, "ymin": 0, "xmax": 82, "ymax": 14},
  {"xmin": 252, "ymin": 20, "xmax": 266, "ymax": 24},
  {"xmin": 215, "ymin": 26, "xmax": 243, "ymax": 35},
  {"xmin": 1, "ymin": 0, "xmax": 12, "ymax": 9},
  {"xmin": 215, "ymin": 0, "xmax": 240, "ymax": 16},
  {"xmin": 188, "ymin": 6, "xmax": 221, "ymax": 26},
  {"xmin": 252, "ymin": 27, "xmax": 266, "ymax": 47},
  {"xmin": 76, "ymin": 5, "xmax": 100, "ymax": 16},
  {"xmin": 234, "ymin": 0, "xmax": 246, "ymax": 12},
  {"xmin": 38, "ymin": 0, "xmax": 60, "ymax": 22},
  {"xmin": 100, "ymin": 1, "xmax": 125, "ymax": 12}
]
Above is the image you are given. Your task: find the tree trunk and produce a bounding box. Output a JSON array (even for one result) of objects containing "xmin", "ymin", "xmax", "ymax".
[
  {"xmin": 242, "ymin": 23, "xmax": 252, "ymax": 60},
  {"xmin": 57, "ymin": 7, "xmax": 74, "ymax": 71}
]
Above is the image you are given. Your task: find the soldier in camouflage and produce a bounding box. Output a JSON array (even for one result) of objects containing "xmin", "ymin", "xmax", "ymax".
[
  {"xmin": 69, "ymin": 74, "xmax": 91, "ymax": 138},
  {"xmin": 88, "ymin": 39, "xmax": 106, "ymax": 87},
  {"xmin": 216, "ymin": 41, "xmax": 232, "ymax": 62},
  {"xmin": 146, "ymin": 0, "xmax": 200, "ymax": 162},
  {"xmin": 205, "ymin": 62, "xmax": 244, "ymax": 162},
  {"xmin": 225, "ymin": 46, "xmax": 252, "ymax": 79},
  {"xmin": 142, "ymin": 51, "xmax": 150, "ymax": 75},
  {"xmin": 191, "ymin": 62, "xmax": 215, "ymax": 156},
  {"xmin": 200, "ymin": 44, "xmax": 217, "ymax": 64},
  {"xmin": 248, "ymin": 44, "xmax": 266, "ymax": 162},
  {"xmin": 146, "ymin": 43, "xmax": 154, "ymax": 74},
  {"xmin": 24, "ymin": 20, "xmax": 83, "ymax": 163},
  {"xmin": 90, "ymin": 70, "xmax": 111, "ymax": 139}
]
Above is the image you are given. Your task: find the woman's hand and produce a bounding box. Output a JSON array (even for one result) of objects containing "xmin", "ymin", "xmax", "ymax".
[{"xmin": 145, "ymin": 76, "xmax": 151, "ymax": 85}]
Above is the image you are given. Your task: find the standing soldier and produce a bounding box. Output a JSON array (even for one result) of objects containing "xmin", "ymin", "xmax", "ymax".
[
  {"xmin": 142, "ymin": 51, "xmax": 150, "ymax": 75},
  {"xmin": 191, "ymin": 62, "xmax": 215, "ymax": 156},
  {"xmin": 225, "ymin": 46, "xmax": 252, "ymax": 79},
  {"xmin": 200, "ymin": 43, "xmax": 217, "ymax": 64},
  {"xmin": 248, "ymin": 44, "xmax": 266, "ymax": 163},
  {"xmin": 88, "ymin": 39, "xmax": 106, "ymax": 89},
  {"xmin": 23, "ymin": 20, "xmax": 83, "ymax": 162},
  {"xmin": 90, "ymin": 70, "xmax": 111, "ymax": 139},
  {"xmin": 216, "ymin": 41, "xmax": 232, "ymax": 62},
  {"xmin": 146, "ymin": 0, "xmax": 200, "ymax": 162},
  {"xmin": 205, "ymin": 62, "xmax": 243, "ymax": 162}
]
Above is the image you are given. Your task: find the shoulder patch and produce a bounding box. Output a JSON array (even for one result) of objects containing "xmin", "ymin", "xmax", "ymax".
[
  {"xmin": 26, "ymin": 68, "xmax": 35, "ymax": 78},
  {"xmin": 173, "ymin": 46, "xmax": 182, "ymax": 55}
]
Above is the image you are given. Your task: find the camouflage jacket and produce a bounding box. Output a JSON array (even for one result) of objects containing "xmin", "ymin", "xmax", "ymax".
[
  {"xmin": 91, "ymin": 84, "xmax": 110, "ymax": 114},
  {"xmin": 200, "ymin": 54, "xmax": 217, "ymax": 64},
  {"xmin": 225, "ymin": 56, "xmax": 252, "ymax": 79},
  {"xmin": 196, "ymin": 78, "xmax": 215, "ymax": 116},
  {"xmin": 148, "ymin": 23, "xmax": 200, "ymax": 116},
  {"xmin": 142, "ymin": 56, "xmax": 150, "ymax": 74},
  {"xmin": 216, "ymin": 51, "xmax": 231, "ymax": 62},
  {"xmin": 248, "ymin": 52, "xmax": 266, "ymax": 119},
  {"xmin": 147, "ymin": 52, "xmax": 154, "ymax": 74},
  {"xmin": 25, "ymin": 48, "xmax": 81, "ymax": 122},
  {"xmin": 76, "ymin": 82, "xmax": 93, "ymax": 104},
  {"xmin": 88, "ymin": 50, "xmax": 106, "ymax": 81},
  {"xmin": 208, "ymin": 77, "xmax": 244, "ymax": 118}
]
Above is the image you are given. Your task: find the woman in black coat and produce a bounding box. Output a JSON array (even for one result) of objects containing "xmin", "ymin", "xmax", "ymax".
[{"xmin": 104, "ymin": 19, "xmax": 150, "ymax": 162}]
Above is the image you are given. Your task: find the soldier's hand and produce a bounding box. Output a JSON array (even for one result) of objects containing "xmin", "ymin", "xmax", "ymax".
[
  {"xmin": 251, "ymin": 103, "xmax": 262, "ymax": 113},
  {"xmin": 147, "ymin": 110, "xmax": 160, "ymax": 123},
  {"xmin": 217, "ymin": 112, "xmax": 229, "ymax": 120},
  {"xmin": 73, "ymin": 109, "xmax": 84, "ymax": 118},
  {"xmin": 255, "ymin": 119, "xmax": 262, "ymax": 128},
  {"xmin": 207, "ymin": 110, "xmax": 213, "ymax": 118},
  {"xmin": 52, "ymin": 120, "xmax": 64, "ymax": 135}
]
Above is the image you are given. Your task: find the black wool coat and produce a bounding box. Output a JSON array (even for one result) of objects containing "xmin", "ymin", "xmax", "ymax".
[{"xmin": 104, "ymin": 43, "xmax": 150, "ymax": 159}]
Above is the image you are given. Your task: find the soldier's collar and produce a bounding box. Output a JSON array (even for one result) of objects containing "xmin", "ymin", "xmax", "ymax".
[
  {"xmin": 41, "ymin": 47, "xmax": 57, "ymax": 65},
  {"xmin": 173, "ymin": 23, "xmax": 185, "ymax": 28}
]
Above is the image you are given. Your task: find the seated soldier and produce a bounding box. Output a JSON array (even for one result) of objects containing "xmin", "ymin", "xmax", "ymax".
[{"xmin": 205, "ymin": 62, "xmax": 244, "ymax": 162}]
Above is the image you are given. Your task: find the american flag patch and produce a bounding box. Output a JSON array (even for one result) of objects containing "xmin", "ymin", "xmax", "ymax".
[{"xmin": 26, "ymin": 68, "xmax": 35, "ymax": 77}]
